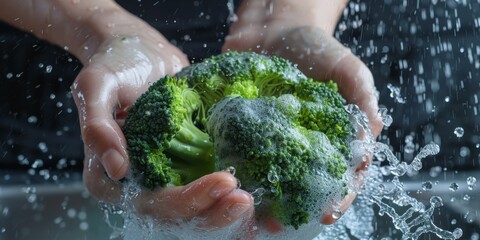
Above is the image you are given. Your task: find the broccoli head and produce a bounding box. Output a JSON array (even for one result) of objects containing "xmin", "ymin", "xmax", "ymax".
[
  {"xmin": 123, "ymin": 76, "xmax": 214, "ymax": 189},
  {"xmin": 123, "ymin": 51, "xmax": 356, "ymax": 229}
]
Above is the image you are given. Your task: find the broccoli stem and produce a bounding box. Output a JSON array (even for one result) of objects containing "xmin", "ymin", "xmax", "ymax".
[{"xmin": 165, "ymin": 117, "xmax": 215, "ymax": 184}]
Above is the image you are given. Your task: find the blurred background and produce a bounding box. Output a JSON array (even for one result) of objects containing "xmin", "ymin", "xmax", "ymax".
[{"xmin": 1, "ymin": 0, "xmax": 479, "ymax": 239}]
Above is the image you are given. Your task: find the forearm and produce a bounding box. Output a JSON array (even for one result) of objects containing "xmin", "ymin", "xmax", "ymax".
[{"xmin": 0, "ymin": 0, "xmax": 164, "ymax": 64}]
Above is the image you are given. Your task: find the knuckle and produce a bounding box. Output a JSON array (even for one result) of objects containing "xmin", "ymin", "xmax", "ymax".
[{"xmin": 81, "ymin": 118, "xmax": 105, "ymax": 142}]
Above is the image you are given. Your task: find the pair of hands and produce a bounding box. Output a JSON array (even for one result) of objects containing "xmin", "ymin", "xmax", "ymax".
[{"xmin": 75, "ymin": 0, "xmax": 382, "ymax": 235}]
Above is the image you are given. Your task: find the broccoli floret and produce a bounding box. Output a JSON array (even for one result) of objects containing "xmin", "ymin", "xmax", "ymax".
[
  {"xmin": 176, "ymin": 51, "xmax": 307, "ymax": 124},
  {"xmin": 295, "ymin": 79, "xmax": 356, "ymax": 158},
  {"xmin": 123, "ymin": 51, "xmax": 355, "ymax": 229},
  {"xmin": 206, "ymin": 93, "xmax": 351, "ymax": 229},
  {"xmin": 123, "ymin": 76, "xmax": 214, "ymax": 189}
]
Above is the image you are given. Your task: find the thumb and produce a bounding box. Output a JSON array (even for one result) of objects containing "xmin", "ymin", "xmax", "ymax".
[{"xmin": 72, "ymin": 67, "xmax": 129, "ymax": 180}]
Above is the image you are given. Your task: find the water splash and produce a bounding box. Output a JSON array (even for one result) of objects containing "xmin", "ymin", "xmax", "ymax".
[
  {"xmin": 387, "ymin": 83, "xmax": 406, "ymax": 104},
  {"xmin": 467, "ymin": 176, "xmax": 476, "ymax": 190},
  {"xmin": 454, "ymin": 127, "xmax": 464, "ymax": 138},
  {"xmin": 318, "ymin": 106, "xmax": 460, "ymax": 240}
]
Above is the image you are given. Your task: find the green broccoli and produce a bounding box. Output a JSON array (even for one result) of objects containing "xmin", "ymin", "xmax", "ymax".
[
  {"xmin": 123, "ymin": 51, "xmax": 356, "ymax": 229},
  {"xmin": 122, "ymin": 76, "xmax": 214, "ymax": 188}
]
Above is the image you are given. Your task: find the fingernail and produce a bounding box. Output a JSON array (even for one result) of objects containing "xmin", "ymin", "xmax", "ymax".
[
  {"xmin": 227, "ymin": 202, "xmax": 250, "ymax": 219},
  {"xmin": 102, "ymin": 149, "xmax": 126, "ymax": 180}
]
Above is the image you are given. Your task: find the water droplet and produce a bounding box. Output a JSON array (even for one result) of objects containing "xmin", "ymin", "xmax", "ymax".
[
  {"xmin": 404, "ymin": 143, "xmax": 415, "ymax": 154},
  {"xmin": 449, "ymin": 182, "xmax": 459, "ymax": 191},
  {"xmin": 467, "ymin": 176, "xmax": 476, "ymax": 190},
  {"xmin": 45, "ymin": 65, "xmax": 53, "ymax": 73},
  {"xmin": 38, "ymin": 142, "xmax": 48, "ymax": 153},
  {"xmin": 225, "ymin": 166, "xmax": 236, "ymax": 176},
  {"xmin": 250, "ymin": 188, "xmax": 265, "ymax": 205},
  {"xmin": 452, "ymin": 228, "xmax": 463, "ymax": 239},
  {"xmin": 422, "ymin": 181, "xmax": 433, "ymax": 191},
  {"xmin": 67, "ymin": 208, "xmax": 77, "ymax": 218},
  {"xmin": 387, "ymin": 83, "xmax": 406, "ymax": 104},
  {"xmin": 471, "ymin": 232, "xmax": 479, "ymax": 240},
  {"xmin": 267, "ymin": 170, "xmax": 279, "ymax": 183},
  {"xmin": 31, "ymin": 159, "xmax": 43, "ymax": 169},
  {"xmin": 454, "ymin": 127, "xmax": 464, "ymax": 137},
  {"xmin": 430, "ymin": 196, "xmax": 443, "ymax": 207},
  {"xmin": 378, "ymin": 108, "xmax": 393, "ymax": 127},
  {"xmin": 332, "ymin": 209, "xmax": 343, "ymax": 220},
  {"xmin": 27, "ymin": 115, "xmax": 38, "ymax": 124},
  {"xmin": 463, "ymin": 194, "xmax": 470, "ymax": 201},
  {"xmin": 429, "ymin": 166, "xmax": 442, "ymax": 178}
]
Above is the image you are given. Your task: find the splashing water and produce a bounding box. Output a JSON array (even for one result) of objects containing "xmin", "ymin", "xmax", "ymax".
[
  {"xmin": 466, "ymin": 176, "xmax": 476, "ymax": 190},
  {"xmin": 317, "ymin": 109, "xmax": 461, "ymax": 240},
  {"xmin": 387, "ymin": 83, "xmax": 406, "ymax": 104}
]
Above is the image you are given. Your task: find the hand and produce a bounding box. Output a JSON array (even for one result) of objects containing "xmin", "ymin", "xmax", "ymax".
[
  {"xmin": 85, "ymin": 153, "xmax": 254, "ymax": 231},
  {"xmin": 223, "ymin": 0, "xmax": 383, "ymax": 227},
  {"xmin": 72, "ymin": 32, "xmax": 187, "ymax": 181},
  {"xmin": 70, "ymin": 13, "xmax": 255, "ymax": 233}
]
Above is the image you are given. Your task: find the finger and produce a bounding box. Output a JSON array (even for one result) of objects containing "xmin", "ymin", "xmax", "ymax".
[
  {"xmin": 320, "ymin": 191, "xmax": 357, "ymax": 225},
  {"xmin": 72, "ymin": 67, "xmax": 129, "ymax": 180},
  {"xmin": 331, "ymin": 51, "xmax": 383, "ymax": 138},
  {"xmin": 321, "ymin": 156, "xmax": 369, "ymax": 225},
  {"xmin": 135, "ymin": 172, "xmax": 239, "ymax": 221},
  {"xmin": 197, "ymin": 189, "xmax": 253, "ymax": 229},
  {"xmin": 259, "ymin": 216, "xmax": 284, "ymax": 234},
  {"xmin": 82, "ymin": 149, "xmax": 123, "ymax": 203}
]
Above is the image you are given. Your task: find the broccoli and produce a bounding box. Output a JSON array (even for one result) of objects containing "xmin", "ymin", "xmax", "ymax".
[{"xmin": 123, "ymin": 51, "xmax": 356, "ymax": 229}]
